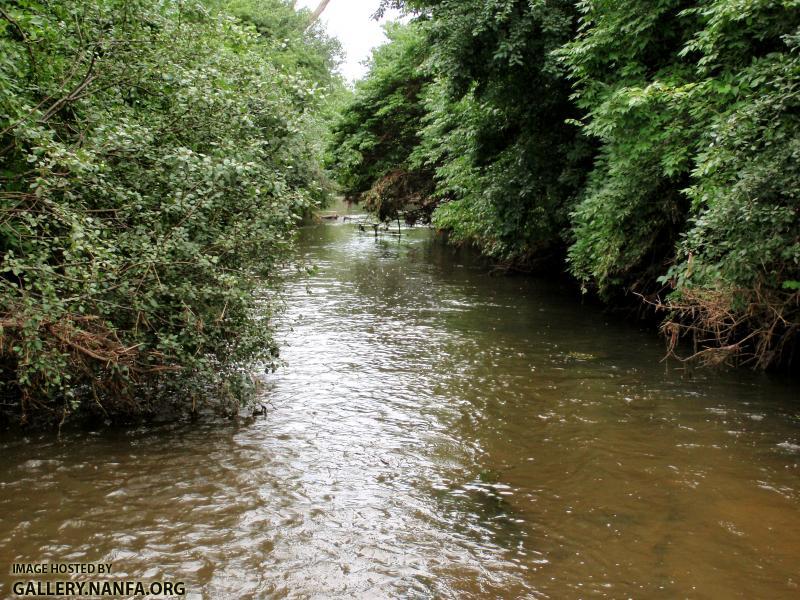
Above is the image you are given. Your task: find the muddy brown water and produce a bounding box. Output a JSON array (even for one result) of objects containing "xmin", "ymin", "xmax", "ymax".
[{"xmin": 1, "ymin": 218, "xmax": 799, "ymax": 599}]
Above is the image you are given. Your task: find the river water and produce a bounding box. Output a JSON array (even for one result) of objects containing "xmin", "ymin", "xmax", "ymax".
[{"xmin": 1, "ymin": 218, "xmax": 799, "ymax": 599}]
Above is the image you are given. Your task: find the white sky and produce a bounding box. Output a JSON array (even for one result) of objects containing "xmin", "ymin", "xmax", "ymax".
[{"xmin": 296, "ymin": 0, "xmax": 404, "ymax": 82}]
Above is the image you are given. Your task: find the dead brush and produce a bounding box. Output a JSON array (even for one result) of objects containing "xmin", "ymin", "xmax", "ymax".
[
  {"xmin": 646, "ymin": 283, "xmax": 799, "ymax": 370},
  {"xmin": 0, "ymin": 311, "xmax": 180, "ymax": 424}
]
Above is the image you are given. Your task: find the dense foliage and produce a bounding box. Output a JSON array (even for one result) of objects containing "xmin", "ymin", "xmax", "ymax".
[
  {"xmin": 330, "ymin": 0, "xmax": 799, "ymax": 369},
  {"xmin": 326, "ymin": 22, "xmax": 434, "ymax": 223},
  {"xmin": 414, "ymin": 0, "xmax": 590, "ymax": 268},
  {"xmin": 0, "ymin": 0, "xmax": 342, "ymax": 424},
  {"xmin": 562, "ymin": 0, "xmax": 800, "ymax": 368},
  {"xmin": 331, "ymin": 2, "xmax": 590, "ymax": 264}
]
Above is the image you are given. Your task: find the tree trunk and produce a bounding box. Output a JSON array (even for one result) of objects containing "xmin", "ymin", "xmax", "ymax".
[{"xmin": 309, "ymin": 0, "xmax": 332, "ymax": 24}]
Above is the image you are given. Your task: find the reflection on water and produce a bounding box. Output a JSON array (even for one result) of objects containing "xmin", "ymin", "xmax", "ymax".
[{"xmin": 1, "ymin": 221, "xmax": 799, "ymax": 599}]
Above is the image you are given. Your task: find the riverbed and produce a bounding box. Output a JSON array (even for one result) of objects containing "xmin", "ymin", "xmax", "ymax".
[{"xmin": 1, "ymin": 219, "xmax": 799, "ymax": 598}]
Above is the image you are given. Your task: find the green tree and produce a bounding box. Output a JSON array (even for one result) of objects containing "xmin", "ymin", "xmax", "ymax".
[{"xmin": 420, "ymin": 0, "xmax": 590, "ymax": 267}]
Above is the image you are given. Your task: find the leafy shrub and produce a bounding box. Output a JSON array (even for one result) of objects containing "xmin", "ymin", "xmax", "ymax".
[{"xmin": 0, "ymin": 0, "xmax": 340, "ymax": 423}]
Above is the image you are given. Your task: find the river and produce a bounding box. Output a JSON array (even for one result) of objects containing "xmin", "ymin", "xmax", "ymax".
[{"xmin": 1, "ymin": 216, "xmax": 799, "ymax": 598}]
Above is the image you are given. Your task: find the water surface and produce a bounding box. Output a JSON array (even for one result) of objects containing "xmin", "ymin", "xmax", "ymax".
[{"xmin": 1, "ymin": 219, "xmax": 799, "ymax": 598}]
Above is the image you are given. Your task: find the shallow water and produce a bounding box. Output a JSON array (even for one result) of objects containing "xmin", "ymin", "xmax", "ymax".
[{"xmin": 1, "ymin": 219, "xmax": 799, "ymax": 599}]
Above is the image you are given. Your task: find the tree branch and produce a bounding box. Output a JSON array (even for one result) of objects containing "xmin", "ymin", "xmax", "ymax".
[{"xmin": 308, "ymin": 0, "xmax": 332, "ymax": 26}]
